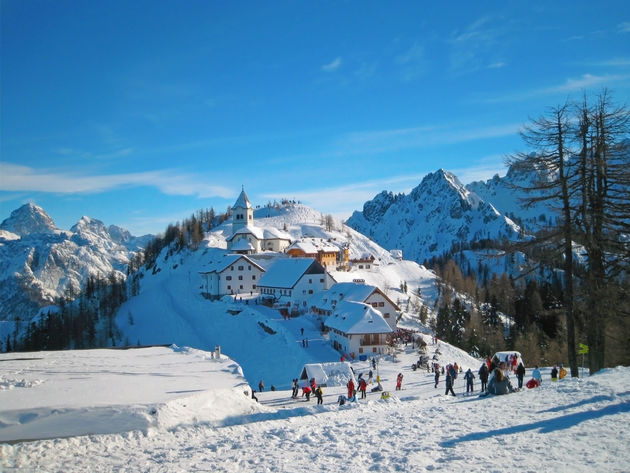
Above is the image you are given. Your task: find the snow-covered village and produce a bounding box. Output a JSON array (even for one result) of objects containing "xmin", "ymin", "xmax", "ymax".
[{"xmin": 2, "ymin": 2, "xmax": 630, "ymax": 472}]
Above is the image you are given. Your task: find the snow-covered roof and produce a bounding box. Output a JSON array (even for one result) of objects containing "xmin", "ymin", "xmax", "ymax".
[
  {"xmin": 309, "ymin": 282, "xmax": 399, "ymax": 312},
  {"xmin": 299, "ymin": 362, "xmax": 355, "ymax": 387},
  {"xmin": 232, "ymin": 189, "xmax": 252, "ymax": 210},
  {"xmin": 199, "ymin": 254, "xmax": 264, "ymax": 274},
  {"xmin": 227, "ymin": 225, "xmax": 265, "ymax": 241},
  {"xmin": 262, "ymin": 227, "xmax": 292, "ymax": 241},
  {"xmin": 287, "ymin": 238, "xmax": 339, "ymax": 254},
  {"xmin": 258, "ymin": 258, "xmax": 323, "ymax": 289},
  {"xmin": 229, "ymin": 239, "xmax": 256, "ymax": 252},
  {"xmin": 324, "ymin": 301, "xmax": 393, "ymax": 335}
]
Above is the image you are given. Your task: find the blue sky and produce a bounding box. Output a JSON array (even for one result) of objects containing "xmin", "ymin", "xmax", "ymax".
[{"xmin": 1, "ymin": 1, "xmax": 629, "ymax": 235}]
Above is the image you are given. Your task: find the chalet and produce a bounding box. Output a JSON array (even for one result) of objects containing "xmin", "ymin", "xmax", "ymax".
[
  {"xmin": 227, "ymin": 188, "xmax": 292, "ymax": 254},
  {"xmin": 257, "ymin": 258, "xmax": 336, "ymax": 310},
  {"xmin": 199, "ymin": 254, "xmax": 265, "ymax": 298},
  {"xmin": 286, "ymin": 238, "xmax": 340, "ymax": 268},
  {"xmin": 310, "ymin": 281, "xmax": 400, "ymax": 330},
  {"xmin": 349, "ymin": 254, "xmax": 377, "ymax": 271},
  {"xmin": 324, "ymin": 301, "xmax": 393, "ymax": 357}
]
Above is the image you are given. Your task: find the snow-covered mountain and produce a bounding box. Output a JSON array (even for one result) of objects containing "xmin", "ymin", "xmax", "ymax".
[
  {"xmin": 466, "ymin": 163, "xmax": 558, "ymax": 232},
  {"xmin": 346, "ymin": 169, "xmax": 522, "ymax": 263},
  {"xmin": 0, "ymin": 204, "xmax": 150, "ymax": 325}
]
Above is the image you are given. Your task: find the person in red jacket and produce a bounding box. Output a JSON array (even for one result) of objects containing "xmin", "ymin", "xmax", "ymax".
[
  {"xmin": 359, "ymin": 378, "xmax": 367, "ymax": 399},
  {"xmin": 347, "ymin": 379, "xmax": 355, "ymax": 399}
]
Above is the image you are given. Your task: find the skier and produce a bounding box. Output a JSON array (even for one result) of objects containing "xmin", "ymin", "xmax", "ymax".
[
  {"xmin": 516, "ymin": 362, "xmax": 526, "ymax": 389},
  {"xmin": 368, "ymin": 370, "xmax": 373, "ymax": 385},
  {"xmin": 478, "ymin": 363, "xmax": 489, "ymax": 392},
  {"xmin": 291, "ymin": 378, "xmax": 299, "ymax": 398},
  {"xmin": 258, "ymin": 380, "xmax": 264, "ymax": 392},
  {"xmin": 551, "ymin": 365, "xmax": 558, "ymax": 381},
  {"xmin": 434, "ymin": 368, "xmax": 440, "ymax": 388},
  {"xmin": 464, "ymin": 368, "xmax": 475, "ymax": 394},
  {"xmin": 302, "ymin": 385, "xmax": 311, "ymax": 401},
  {"xmin": 396, "ymin": 373, "xmax": 403, "ymax": 391}
]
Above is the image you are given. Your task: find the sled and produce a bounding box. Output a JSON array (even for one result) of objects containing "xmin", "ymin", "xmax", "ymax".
[{"xmin": 526, "ymin": 378, "xmax": 540, "ymax": 389}]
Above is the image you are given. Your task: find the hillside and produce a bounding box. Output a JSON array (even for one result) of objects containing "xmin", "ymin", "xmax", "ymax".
[{"xmin": 115, "ymin": 202, "xmax": 438, "ymax": 388}]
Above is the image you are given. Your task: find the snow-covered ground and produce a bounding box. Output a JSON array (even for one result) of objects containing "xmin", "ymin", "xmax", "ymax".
[{"xmin": 2, "ymin": 339, "xmax": 629, "ymax": 472}]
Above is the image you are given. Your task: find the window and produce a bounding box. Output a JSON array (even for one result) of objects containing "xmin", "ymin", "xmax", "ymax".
[
  {"xmin": 240, "ymin": 285, "xmax": 243, "ymax": 289},
  {"xmin": 238, "ymin": 275, "xmax": 243, "ymax": 280},
  {"xmin": 308, "ymin": 289, "xmax": 313, "ymax": 294},
  {"xmin": 227, "ymin": 285, "xmax": 232, "ymax": 290},
  {"xmin": 231, "ymin": 266, "xmax": 234, "ymax": 271},
  {"xmin": 226, "ymin": 276, "xmax": 232, "ymax": 281},
  {"xmin": 384, "ymin": 313, "xmax": 390, "ymax": 318},
  {"xmin": 248, "ymin": 265, "xmax": 251, "ymax": 270},
  {"xmin": 378, "ymin": 302, "xmax": 384, "ymax": 307},
  {"xmin": 252, "ymin": 275, "xmax": 256, "ymax": 280},
  {"xmin": 309, "ymin": 279, "xmax": 312, "ymax": 283},
  {"xmin": 320, "ymin": 278, "xmax": 324, "ymax": 283},
  {"xmin": 238, "ymin": 266, "xmax": 244, "ymax": 271},
  {"xmin": 372, "ymin": 303, "xmax": 378, "ymax": 308}
]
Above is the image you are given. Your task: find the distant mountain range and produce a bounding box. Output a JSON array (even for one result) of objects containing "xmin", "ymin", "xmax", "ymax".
[
  {"xmin": 0, "ymin": 203, "xmax": 151, "ymax": 323},
  {"xmin": 0, "ymin": 163, "xmax": 554, "ymax": 332},
  {"xmin": 345, "ymin": 166, "xmax": 553, "ymax": 264}
]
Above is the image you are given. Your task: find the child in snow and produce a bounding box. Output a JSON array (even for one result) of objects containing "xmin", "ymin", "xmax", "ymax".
[
  {"xmin": 258, "ymin": 380, "xmax": 264, "ymax": 392},
  {"xmin": 347, "ymin": 379, "xmax": 355, "ymax": 399},
  {"xmin": 559, "ymin": 364, "xmax": 568, "ymax": 379},
  {"xmin": 532, "ymin": 365, "xmax": 542, "ymax": 384},
  {"xmin": 551, "ymin": 365, "xmax": 558, "ymax": 381},
  {"xmin": 464, "ymin": 368, "xmax": 475, "ymax": 393},
  {"xmin": 302, "ymin": 386, "xmax": 312, "ymax": 401},
  {"xmin": 486, "ymin": 368, "xmax": 514, "ymax": 395},
  {"xmin": 396, "ymin": 373, "xmax": 403, "ymax": 391},
  {"xmin": 434, "ymin": 369, "xmax": 440, "ymax": 388},
  {"xmin": 291, "ymin": 378, "xmax": 299, "ymax": 398}
]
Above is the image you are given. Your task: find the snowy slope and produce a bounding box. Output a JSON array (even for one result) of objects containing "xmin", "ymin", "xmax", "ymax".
[
  {"xmin": 346, "ymin": 169, "xmax": 522, "ymax": 264},
  {"xmin": 115, "ymin": 203, "xmax": 439, "ymax": 389},
  {"xmin": 2, "ymin": 343, "xmax": 629, "ymax": 472}
]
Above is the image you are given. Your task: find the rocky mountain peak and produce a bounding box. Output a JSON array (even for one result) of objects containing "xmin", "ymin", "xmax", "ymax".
[{"xmin": 0, "ymin": 203, "xmax": 57, "ymax": 237}]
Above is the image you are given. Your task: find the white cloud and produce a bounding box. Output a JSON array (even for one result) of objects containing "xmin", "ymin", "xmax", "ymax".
[
  {"xmin": 0, "ymin": 162, "xmax": 233, "ymax": 199},
  {"xmin": 618, "ymin": 22, "xmax": 630, "ymax": 33},
  {"xmin": 477, "ymin": 73, "xmax": 630, "ymax": 103},
  {"xmin": 321, "ymin": 57, "xmax": 342, "ymax": 72}
]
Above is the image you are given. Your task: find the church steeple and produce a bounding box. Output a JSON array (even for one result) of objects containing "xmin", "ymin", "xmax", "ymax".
[{"xmin": 232, "ymin": 186, "xmax": 253, "ymax": 231}]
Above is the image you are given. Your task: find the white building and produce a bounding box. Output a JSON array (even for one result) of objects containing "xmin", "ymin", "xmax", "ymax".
[
  {"xmin": 324, "ymin": 300, "xmax": 393, "ymax": 357},
  {"xmin": 199, "ymin": 254, "xmax": 265, "ymax": 298},
  {"xmin": 257, "ymin": 258, "xmax": 336, "ymax": 311},
  {"xmin": 310, "ymin": 281, "xmax": 400, "ymax": 330},
  {"xmin": 227, "ymin": 188, "xmax": 291, "ymax": 254}
]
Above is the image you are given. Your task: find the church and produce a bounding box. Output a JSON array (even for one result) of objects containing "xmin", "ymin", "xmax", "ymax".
[{"xmin": 226, "ymin": 188, "xmax": 292, "ymax": 254}]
